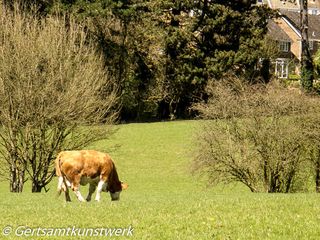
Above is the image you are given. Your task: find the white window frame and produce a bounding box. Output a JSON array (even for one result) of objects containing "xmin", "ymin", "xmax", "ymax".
[
  {"xmin": 279, "ymin": 41, "xmax": 290, "ymax": 52},
  {"xmin": 310, "ymin": 9, "xmax": 318, "ymax": 15},
  {"xmin": 275, "ymin": 58, "xmax": 289, "ymax": 79}
]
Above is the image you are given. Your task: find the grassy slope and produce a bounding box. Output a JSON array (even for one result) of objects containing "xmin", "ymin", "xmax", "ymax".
[{"xmin": 1, "ymin": 121, "xmax": 320, "ymax": 239}]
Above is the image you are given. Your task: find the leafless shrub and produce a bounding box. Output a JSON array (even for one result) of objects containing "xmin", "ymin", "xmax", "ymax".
[
  {"xmin": 193, "ymin": 77, "xmax": 320, "ymax": 192},
  {"xmin": 300, "ymin": 112, "xmax": 320, "ymax": 192},
  {"xmin": 195, "ymin": 77, "xmax": 313, "ymax": 120},
  {"xmin": 0, "ymin": 6, "xmax": 118, "ymax": 192}
]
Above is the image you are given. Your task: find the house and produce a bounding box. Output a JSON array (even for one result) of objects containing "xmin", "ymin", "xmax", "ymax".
[
  {"xmin": 265, "ymin": 0, "xmax": 320, "ymax": 78},
  {"xmin": 267, "ymin": 19, "xmax": 295, "ymax": 78},
  {"xmin": 267, "ymin": 0, "xmax": 320, "ymax": 14}
]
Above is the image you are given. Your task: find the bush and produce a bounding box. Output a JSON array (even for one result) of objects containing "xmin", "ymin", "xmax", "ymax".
[
  {"xmin": 0, "ymin": 5, "xmax": 118, "ymax": 192},
  {"xmin": 193, "ymin": 77, "xmax": 320, "ymax": 192}
]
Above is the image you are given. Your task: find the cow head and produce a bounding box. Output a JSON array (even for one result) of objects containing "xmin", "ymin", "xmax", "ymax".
[{"xmin": 109, "ymin": 181, "xmax": 128, "ymax": 201}]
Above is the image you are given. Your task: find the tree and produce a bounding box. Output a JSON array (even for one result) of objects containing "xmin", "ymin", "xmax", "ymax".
[
  {"xmin": 0, "ymin": 7, "xmax": 118, "ymax": 192},
  {"xmin": 301, "ymin": 112, "xmax": 320, "ymax": 192},
  {"xmin": 49, "ymin": 0, "xmax": 161, "ymax": 121},
  {"xmin": 96, "ymin": 0, "xmax": 159, "ymax": 120},
  {"xmin": 313, "ymin": 49, "xmax": 320, "ymax": 78},
  {"xmin": 5, "ymin": 1, "xmax": 276, "ymax": 120},
  {"xmin": 193, "ymin": 78, "xmax": 320, "ymax": 193},
  {"xmin": 2, "ymin": 0, "xmax": 54, "ymax": 14},
  {"xmin": 153, "ymin": 0, "xmax": 273, "ymax": 119},
  {"xmin": 300, "ymin": 0, "xmax": 314, "ymax": 91}
]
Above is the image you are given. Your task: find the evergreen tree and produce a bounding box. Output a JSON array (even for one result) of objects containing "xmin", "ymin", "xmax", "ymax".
[
  {"xmin": 155, "ymin": 0, "xmax": 272, "ymax": 118},
  {"xmin": 3, "ymin": 0, "xmax": 274, "ymax": 120},
  {"xmin": 49, "ymin": 0, "xmax": 158, "ymax": 120}
]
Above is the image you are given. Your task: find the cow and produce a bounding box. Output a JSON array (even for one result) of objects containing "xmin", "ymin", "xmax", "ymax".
[{"xmin": 55, "ymin": 150, "xmax": 128, "ymax": 202}]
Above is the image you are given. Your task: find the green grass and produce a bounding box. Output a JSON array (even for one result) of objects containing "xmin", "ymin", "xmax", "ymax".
[{"xmin": 1, "ymin": 121, "xmax": 320, "ymax": 239}]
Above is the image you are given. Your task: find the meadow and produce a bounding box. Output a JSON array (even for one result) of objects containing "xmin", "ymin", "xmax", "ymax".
[{"xmin": 1, "ymin": 120, "xmax": 320, "ymax": 239}]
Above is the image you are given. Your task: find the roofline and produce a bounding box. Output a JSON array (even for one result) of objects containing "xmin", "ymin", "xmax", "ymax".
[{"xmin": 281, "ymin": 16, "xmax": 301, "ymax": 38}]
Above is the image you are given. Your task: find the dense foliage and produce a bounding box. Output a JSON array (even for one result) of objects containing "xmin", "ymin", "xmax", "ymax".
[{"xmin": 2, "ymin": 0, "xmax": 273, "ymax": 120}]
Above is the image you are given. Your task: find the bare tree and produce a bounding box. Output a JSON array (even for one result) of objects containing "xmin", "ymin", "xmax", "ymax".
[
  {"xmin": 0, "ymin": 6, "xmax": 118, "ymax": 192},
  {"xmin": 300, "ymin": 114, "xmax": 320, "ymax": 192},
  {"xmin": 193, "ymin": 77, "xmax": 320, "ymax": 193}
]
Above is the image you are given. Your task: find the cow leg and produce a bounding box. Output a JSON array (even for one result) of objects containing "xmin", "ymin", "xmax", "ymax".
[
  {"xmin": 57, "ymin": 176, "xmax": 70, "ymax": 193},
  {"xmin": 57, "ymin": 176, "xmax": 64, "ymax": 196},
  {"xmin": 72, "ymin": 184, "xmax": 85, "ymax": 202},
  {"xmin": 61, "ymin": 178, "xmax": 71, "ymax": 193},
  {"xmin": 63, "ymin": 178, "xmax": 72, "ymax": 202},
  {"xmin": 71, "ymin": 175, "xmax": 86, "ymax": 202},
  {"xmin": 86, "ymin": 184, "xmax": 97, "ymax": 202},
  {"xmin": 95, "ymin": 179, "xmax": 105, "ymax": 202},
  {"xmin": 65, "ymin": 179, "xmax": 71, "ymax": 188},
  {"xmin": 65, "ymin": 189, "xmax": 71, "ymax": 202},
  {"xmin": 58, "ymin": 176, "xmax": 72, "ymax": 202},
  {"xmin": 74, "ymin": 189, "xmax": 85, "ymax": 202}
]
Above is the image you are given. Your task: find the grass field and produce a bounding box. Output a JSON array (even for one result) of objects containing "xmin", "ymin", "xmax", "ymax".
[{"xmin": 1, "ymin": 120, "xmax": 320, "ymax": 239}]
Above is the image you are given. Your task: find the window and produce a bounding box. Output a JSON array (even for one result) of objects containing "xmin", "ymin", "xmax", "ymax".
[
  {"xmin": 275, "ymin": 59, "xmax": 289, "ymax": 79},
  {"xmin": 311, "ymin": 9, "xmax": 318, "ymax": 15},
  {"xmin": 279, "ymin": 41, "xmax": 290, "ymax": 52}
]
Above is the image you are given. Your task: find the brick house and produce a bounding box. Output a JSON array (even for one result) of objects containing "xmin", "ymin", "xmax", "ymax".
[
  {"xmin": 266, "ymin": 19, "xmax": 294, "ymax": 78},
  {"xmin": 263, "ymin": 0, "xmax": 320, "ymax": 78}
]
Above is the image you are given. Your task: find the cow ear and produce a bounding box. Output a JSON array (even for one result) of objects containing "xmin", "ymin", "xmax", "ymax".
[{"xmin": 121, "ymin": 182, "xmax": 128, "ymax": 190}]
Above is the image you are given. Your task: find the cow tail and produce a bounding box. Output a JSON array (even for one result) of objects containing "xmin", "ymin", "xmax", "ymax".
[
  {"xmin": 55, "ymin": 153, "xmax": 71, "ymax": 201},
  {"xmin": 56, "ymin": 153, "xmax": 63, "ymax": 197},
  {"xmin": 55, "ymin": 153, "xmax": 62, "ymax": 177}
]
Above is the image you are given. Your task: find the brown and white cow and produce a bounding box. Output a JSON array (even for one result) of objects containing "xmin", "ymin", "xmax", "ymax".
[{"xmin": 55, "ymin": 150, "xmax": 128, "ymax": 202}]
